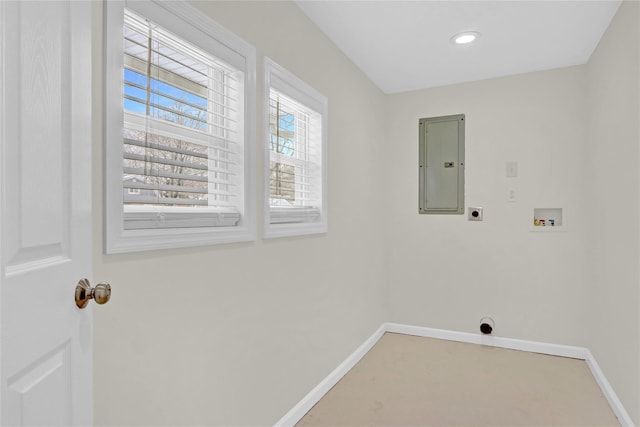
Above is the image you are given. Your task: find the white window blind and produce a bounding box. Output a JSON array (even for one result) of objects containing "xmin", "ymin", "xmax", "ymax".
[
  {"xmin": 122, "ymin": 9, "xmax": 243, "ymax": 230},
  {"xmin": 264, "ymin": 58, "xmax": 327, "ymax": 238},
  {"xmin": 104, "ymin": 0, "xmax": 255, "ymax": 253},
  {"xmin": 269, "ymin": 89, "xmax": 322, "ymax": 223}
]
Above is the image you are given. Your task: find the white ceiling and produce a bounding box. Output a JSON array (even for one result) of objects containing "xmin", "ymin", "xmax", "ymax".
[{"xmin": 295, "ymin": 1, "xmax": 622, "ymax": 94}]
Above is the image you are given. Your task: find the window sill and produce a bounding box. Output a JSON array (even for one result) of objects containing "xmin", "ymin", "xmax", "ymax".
[
  {"xmin": 124, "ymin": 206, "xmax": 240, "ymax": 230},
  {"xmin": 106, "ymin": 204, "xmax": 253, "ymax": 254},
  {"xmin": 269, "ymin": 207, "xmax": 320, "ymax": 224},
  {"xmin": 264, "ymin": 207, "xmax": 326, "ymax": 239}
]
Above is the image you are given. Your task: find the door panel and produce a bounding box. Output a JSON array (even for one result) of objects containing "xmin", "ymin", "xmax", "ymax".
[
  {"xmin": 425, "ymin": 120, "xmax": 460, "ymax": 209},
  {"xmin": 3, "ymin": 0, "xmax": 71, "ymax": 275},
  {"xmin": 1, "ymin": 1, "xmax": 93, "ymax": 425},
  {"xmin": 6, "ymin": 344, "xmax": 71, "ymax": 426}
]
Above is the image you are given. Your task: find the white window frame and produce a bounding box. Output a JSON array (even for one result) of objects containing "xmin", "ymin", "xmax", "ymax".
[
  {"xmin": 263, "ymin": 58, "xmax": 328, "ymax": 239},
  {"xmin": 104, "ymin": 0, "xmax": 256, "ymax": 253}
]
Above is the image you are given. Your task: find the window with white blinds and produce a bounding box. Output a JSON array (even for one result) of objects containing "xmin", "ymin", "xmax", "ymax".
[
  {"xmin": 122, "ymin": 8, "xmax": 241, "ymax": 228},
  {"xmin": 105, "ymin": 0, "xmax": 256, "ymax": 253},
  {"xmin": 264, "ymin": 59, "xmax": 327, "ymax": 238}
]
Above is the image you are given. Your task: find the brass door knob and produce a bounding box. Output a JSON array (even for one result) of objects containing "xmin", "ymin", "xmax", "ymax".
[{"xmin": 75, "ymin": 278, "xmax": 111, "ymax": 309}]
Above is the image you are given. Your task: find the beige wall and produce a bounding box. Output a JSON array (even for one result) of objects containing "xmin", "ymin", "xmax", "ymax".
[
  {"xmin": 586, "ymin": 0, "xmax": 640, "ymax": 422},
  {"xmin": 92, "ymin": 2, "xmax": 388, "ymax": 425},
  {"xmin": 92, "ymin": 0, "xmax": 640, "ymax": 425},
  {"xmin": 385, "ymin": 66, "xmax": 591, "ymax": 345},
  {"xmin": 383, "ymin": 1, "xmax": 640, "ymax": 422}
]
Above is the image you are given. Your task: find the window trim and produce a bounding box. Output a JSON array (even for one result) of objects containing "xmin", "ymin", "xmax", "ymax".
[
  {"xmin": 104, "ymin": 0, "xmax": 256, "ymax": 253},
  {"xmin": 263, "ymin": 58, "xmax": 328, "ymax": 239}
]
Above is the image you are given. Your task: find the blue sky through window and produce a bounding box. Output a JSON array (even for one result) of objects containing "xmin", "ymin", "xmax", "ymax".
[
  {"xmin": 124, "ymin": 69, "xmax": 208, "ymax": 130},
  {"xmin": 271, "ymin": 112, "xmax": 295, "ymax": 156}
]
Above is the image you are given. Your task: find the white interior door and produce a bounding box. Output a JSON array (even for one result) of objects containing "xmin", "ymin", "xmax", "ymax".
[{"xmin": 0, "ymin": 1, "xmax": 94, "ymax": 425}]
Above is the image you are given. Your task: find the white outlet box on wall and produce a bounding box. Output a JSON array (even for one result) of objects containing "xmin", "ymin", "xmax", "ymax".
[{"xmin": 531, "ymin": 208, "xmax": 566, "ymax": 231}]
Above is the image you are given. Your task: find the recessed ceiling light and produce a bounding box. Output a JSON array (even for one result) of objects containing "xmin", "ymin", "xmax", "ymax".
[{"xmin": 451, "ymin": 31, "xmax": 481, "ymax": 45}]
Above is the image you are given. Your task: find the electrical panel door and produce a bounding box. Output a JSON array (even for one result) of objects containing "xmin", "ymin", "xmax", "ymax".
[{"xmin": 419, "ymin": 114, "xmax": 465, "ymax": 214}]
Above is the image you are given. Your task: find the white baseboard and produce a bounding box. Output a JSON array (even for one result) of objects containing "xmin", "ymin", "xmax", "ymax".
[
  {"xmin": 584, "ymin": 349, "xmax": 635, "ymax": 427},
  {"xmin": 273, "ymin": 324, "xmax": 386, "ymax": 427},
  {"xmin": 384, "ymin": 322, "xmax": 589, "ymax": 359},
  {"xmin": 274, "ymin": 322, "xmax": 634, "ymax": 427}
]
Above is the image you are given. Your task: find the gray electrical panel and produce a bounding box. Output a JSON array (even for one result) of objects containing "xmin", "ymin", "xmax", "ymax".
[{"xmin": 419, "ymin": 114, "xmax": 465, "ymax": 214}]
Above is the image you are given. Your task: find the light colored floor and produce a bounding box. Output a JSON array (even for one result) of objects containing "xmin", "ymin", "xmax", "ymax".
[{"xmin": 297, "ymin": 333, "xmax": 620, "ymax": 426}]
